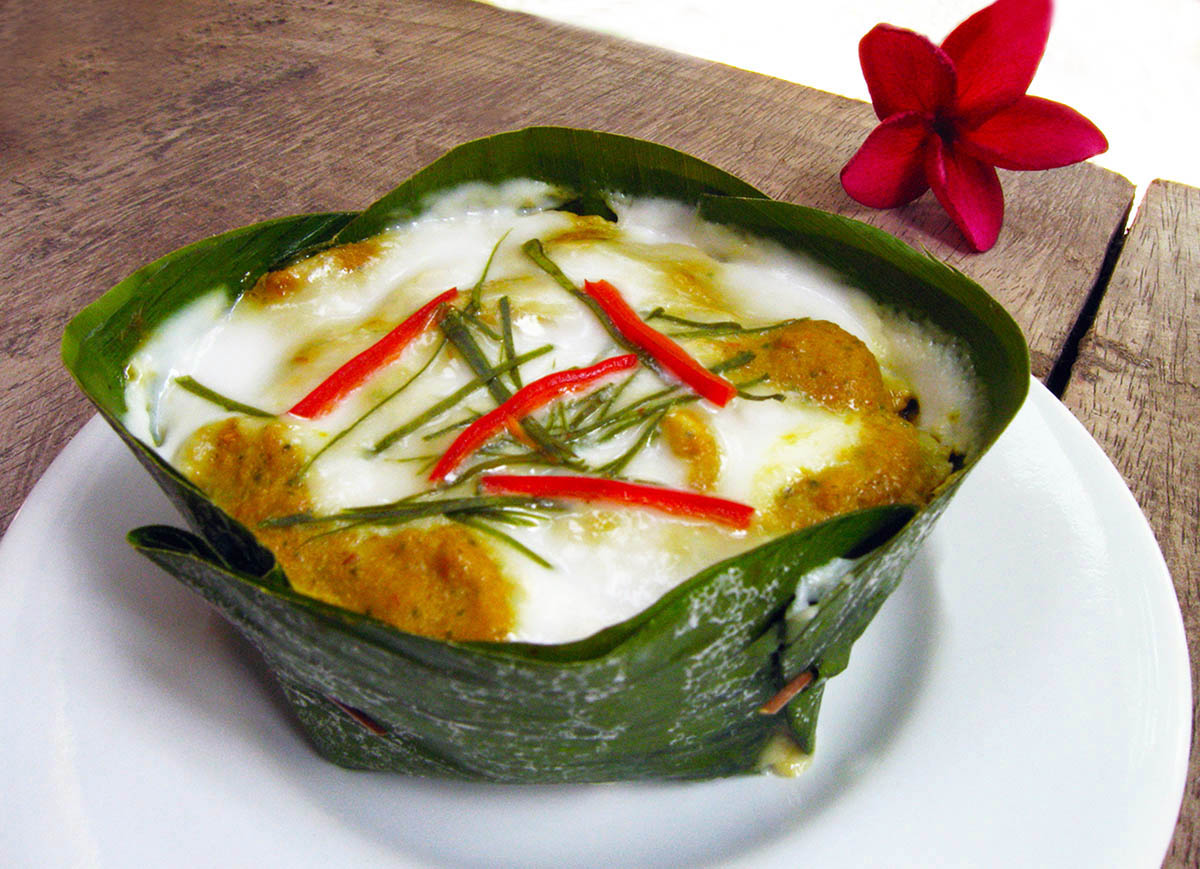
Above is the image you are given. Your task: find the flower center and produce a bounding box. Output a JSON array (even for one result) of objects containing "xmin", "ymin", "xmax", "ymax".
[{"xmin": 931, "ymin": 115, "xmax": 957, "ymax": 143}]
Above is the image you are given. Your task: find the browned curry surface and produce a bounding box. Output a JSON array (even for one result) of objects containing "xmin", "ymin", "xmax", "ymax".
[
  {"xmin": 661, "ymin": 406, "xmax": 721, "ymax": 492},
  {"xmin": 723, "ymin": 319, "xmax": 948, "ymax": 532},
  {"xmin": 767, "ymin": 410, "xmax": 942, "ymax": 531},
  {"xmin": 735, "ymin": 319, "xmax": 889, "ymax": 411},
  {"xmin": 176, "ymin": 418, "xmax": 515, "ymax": 640},
  {"xmin": 246, "ymin": 240, "xmax": 383, "ymax": 305}
]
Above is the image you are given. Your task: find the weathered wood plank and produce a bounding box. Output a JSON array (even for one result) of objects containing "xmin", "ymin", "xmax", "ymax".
[{"xmin": 1062, "ymin": 179, "xmax": 1199, "ymax": 868}]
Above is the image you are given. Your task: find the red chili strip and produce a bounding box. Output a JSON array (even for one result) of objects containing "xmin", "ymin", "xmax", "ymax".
[
  {"xmin": 479, "ymin": 473, "xmax": 755, "ymax": 529},
  {"xmin": 429, "ymin": 354, "xmax": 639, "ymax": 483},
  {"xmin": 581, "ymin": 279, "xmax": 738, "ymax": 407},
  {"xmin": 289, "ymin": 288, "xmax": 460, "ymax": 419}
]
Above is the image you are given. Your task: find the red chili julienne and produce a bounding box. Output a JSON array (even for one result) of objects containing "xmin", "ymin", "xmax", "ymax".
[
  {"xmin": 289, "ymin": 288, "xmax": 460, "ymax": 419},
  {"xmin": 581, "ymin": 279, "xmax": 738, "ymax": 407},
  {"xmin": 428, "ymin": 354, "xmax": 639, "ymax": 483},
  {"xmin": 479, "ymin": 473, "xmax": 755, "ymax": 529}
]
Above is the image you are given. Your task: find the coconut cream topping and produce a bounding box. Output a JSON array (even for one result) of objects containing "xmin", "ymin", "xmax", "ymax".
[{"xmin": 122, "ymin": 179, "xmax": 981, "ymax": 643}]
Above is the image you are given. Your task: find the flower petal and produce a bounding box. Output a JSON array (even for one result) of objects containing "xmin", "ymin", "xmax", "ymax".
[
  {"xmin": 859, "ymin": 24, "xmax": 957, "ymax": 120},
  {"xmin": 924, "ymin": 136, "xmax": 1004, "ymax": 251},
  {"xmin": 958, "ymin": 95, "xmax": 1108, "ymax": 170},
  {"xmin": 841, "ymin": 112, "xmax": 932, "ymax": 208},
  {"xmin": 941, "ymin": 0, "xmax": 1052, "ymax": 118}
]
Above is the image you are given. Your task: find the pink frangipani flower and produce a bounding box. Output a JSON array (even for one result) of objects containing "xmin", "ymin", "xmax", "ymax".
[{"xmin": 840, "ymin": 0, "xmax": 1107, "ymax": 252}]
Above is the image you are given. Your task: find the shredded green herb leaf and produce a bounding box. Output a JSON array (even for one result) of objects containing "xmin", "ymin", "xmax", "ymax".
[
  {"xmin": 498, "ymin": 296, "xmax": 522, "ymax": 389},
  {"xmin": 644, "ymin": 307, "xmax": 799, "ymax": 339},
  {"xmin": 450, "ymin": 515, "xmax": 553, "ymax": 569},
  {"xmin": 261, "ymin": 494, "xmax": 558, "ymax": 529},
  {"xmin": 468, "ymin": 230, "xmax": 511, "ymax": 314},
  {"xmin": 437, "ymin": 307, "xmax": 577, "ymax": 465},
  {"xmin": 521, "ymin": 238, "xmax": 638, "ymax": 357},
  {"xmin": 371, "ymin": 343, "xmax": 553, "ymax": 454},
  {"xmin": 291, "ymin": 338, "xmax": 448, "ymax": 480},
  {"xmin": 175, "ymin": 376, "xmax": 274, "ymax": 418}
]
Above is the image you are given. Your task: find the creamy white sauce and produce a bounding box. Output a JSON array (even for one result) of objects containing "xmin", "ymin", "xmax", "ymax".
[{"xmin": 123, "ymin": 180, "xmax": 981, "ymax": 643}]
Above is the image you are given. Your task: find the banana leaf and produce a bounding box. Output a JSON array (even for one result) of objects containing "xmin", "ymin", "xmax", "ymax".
[{"xmin": 62, "ymin": 127, "xmax": 1029, "ymax": 782}]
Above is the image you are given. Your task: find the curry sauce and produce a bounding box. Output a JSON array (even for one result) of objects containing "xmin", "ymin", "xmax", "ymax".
[
  {"xmin": 729, "ymin": 319, "xmax": 947, "ymax": 532},
  {"xmin": 177, "ymin": 418, "xmax": 515, "ymax": 640},
  {"xmin": 128, "ymin": 181, "xmax": 978, "ymax": 644}
]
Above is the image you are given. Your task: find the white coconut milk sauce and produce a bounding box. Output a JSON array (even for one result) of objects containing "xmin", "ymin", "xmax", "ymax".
[{"xmin": 122, "ymin": 180, "xmax": 981, "ymax": 642}]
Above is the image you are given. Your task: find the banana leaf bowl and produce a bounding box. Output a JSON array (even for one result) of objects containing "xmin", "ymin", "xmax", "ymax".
[{"xmin": 61, "ymin": 127, "xmax": 1029, "ymax": 783}]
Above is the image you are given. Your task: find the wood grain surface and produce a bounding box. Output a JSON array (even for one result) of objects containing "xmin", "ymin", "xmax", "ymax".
[
  {"xmin": 3, "ymin": 0, "xmax": 1188, "ymax": 863},
  {"xmin": 1063, "ymin": 179, "xmax": 1200, "ymax": 866}
]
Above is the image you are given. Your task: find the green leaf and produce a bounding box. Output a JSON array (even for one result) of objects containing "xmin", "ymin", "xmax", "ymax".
[
  {"xmin": 63, "ymin": 127, "xmax": 1029, "ymax": 783},
  {"xmin": 62, "ymin": 213, "xmax": 353, "ymax": 417},
  {"xmin": 333, "ymin": 127, "xmax": 766, "ymax": 244},
  {"xmin": 129, "ymin": 504, "xmax": 912, "ymax": 782}
]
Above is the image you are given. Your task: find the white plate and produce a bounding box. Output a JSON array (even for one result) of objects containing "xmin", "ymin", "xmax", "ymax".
[{"xmin": 0, "ymin": 381, "xmax": 1189, "ymax": 868}]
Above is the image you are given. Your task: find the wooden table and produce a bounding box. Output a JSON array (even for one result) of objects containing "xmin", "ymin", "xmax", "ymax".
[{"xmin": 3, "ymin": 0, "xmax": 1195, "ymax": 863}]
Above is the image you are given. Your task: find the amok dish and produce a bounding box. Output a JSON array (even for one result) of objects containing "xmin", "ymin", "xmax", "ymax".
[
  {"xmin": 123, "ymin": 180, "xmax": 979, "ymax": 645},
  {"xmin": 63, "ymin": 129, "xmax": 1028, "ymax": 782}
]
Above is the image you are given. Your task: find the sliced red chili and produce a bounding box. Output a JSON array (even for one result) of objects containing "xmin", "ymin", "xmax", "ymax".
[
  {"xmin": 479, "ymin": 473, "xmax": 755, "ymax": 529},
  {"xmin": 429, "ymin": 354, "xmax": 639, "ymax": 483},
  {"xmin": 289, "ymin": 288, "xmax": 459, "ymax": 419},
  {"xmin": 581, "ymin": 279, "xmax": 738, "ymax": 407}
]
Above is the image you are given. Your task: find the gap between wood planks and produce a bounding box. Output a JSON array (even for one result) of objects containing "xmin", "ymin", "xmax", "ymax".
[{"xmin": 1043, "ymin": 202, "xmax": 1133, "ymax": 398}]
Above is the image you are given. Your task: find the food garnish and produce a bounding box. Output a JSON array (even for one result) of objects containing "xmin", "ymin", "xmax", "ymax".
[
  {"xmin": 429, "ymin": 354, "xmax": 639, "ymax": 483},
  {"xmin": 480, "ymin": 473, "xmax": 755, "ymax": 529},
  {"xmin": 288, "ymin": 287, "xmax": 459, "ymax": 419},
  {"xmin": 522, "ymin": 238, "xmax": 738, "ymax": 406}
]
